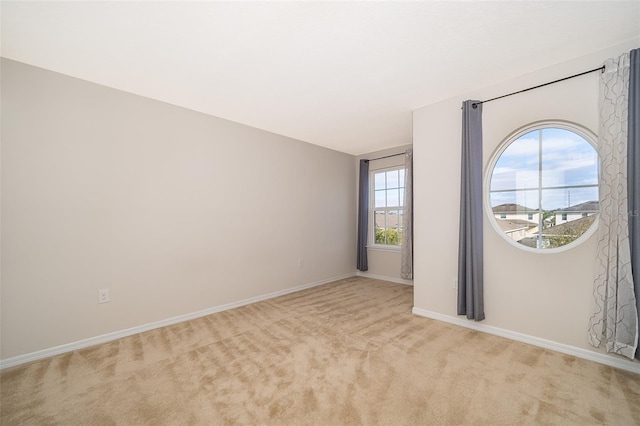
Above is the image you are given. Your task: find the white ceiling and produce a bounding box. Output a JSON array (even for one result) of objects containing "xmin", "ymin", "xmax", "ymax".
[{"xmin": 2, "ymin": 1, "xmax": 639, "ymax": 155}]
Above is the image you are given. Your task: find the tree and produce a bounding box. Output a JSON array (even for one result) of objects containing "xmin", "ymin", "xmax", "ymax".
[
  {"xmin": 375, "ymin": 228, "xmax": 402, "ymax": 245},
  {"xmin": 542, "ymin": 210, "xmax": 556, "ymax": 229},
  {"xmin": 542, "ymin": 216, "xmax": 595, "ymax": 248}
]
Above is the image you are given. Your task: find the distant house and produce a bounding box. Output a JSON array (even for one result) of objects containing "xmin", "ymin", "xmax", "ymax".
[
  {"xmin": 492, "ymin": 201, "xmax": 599, "ymax": 248},
  {"xmin": 554, "ymin": 201, "xmax": 599, "ymax": 223},
  {"xmin": 492, "ymin": 201, "xmax": 599, "ymax": 225},
  {"xmin": 495, "ymin": 218, "xmax": 537, "ymax": 241},
  {"xmin": 521, "ymin": 215, "xmax": 598, "ymax": 248},
  {"xmin": 374, "ymin": 211, "xmax": 400, "ymax": 229},
  {"xmin": 491, "ymin": 203, "xmax": 541, "ymax": 223},
  {"xmin": 541, "ymin": 215, "xmax": 597, "ymax": 236}
]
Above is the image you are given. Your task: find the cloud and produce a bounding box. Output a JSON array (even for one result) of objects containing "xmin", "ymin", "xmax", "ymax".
[{"xmin": 489, "ymin": 127, "xmax": 598, "ymax": 209}]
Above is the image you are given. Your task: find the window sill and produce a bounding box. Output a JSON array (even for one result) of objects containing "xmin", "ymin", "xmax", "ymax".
[{"xmin": 367, "ymin": 245, "xmax": 402, "ymax": 253}]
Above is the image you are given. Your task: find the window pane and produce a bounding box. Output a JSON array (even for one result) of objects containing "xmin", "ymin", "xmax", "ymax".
[
  {"xmin": 371, "ymin": 167, "xmax": 407, "ymax": 246},
  {"xmin": 387, "ymin": 210, "xmax": 399, "ymax": 228},
  {"xmin": 541, "ymin": 128, "xmax": 598, "ymax": 188},
  {"xmin": 387, "ymin": 189, "xmax": 400, "ymax": 206},
  {"xmin": 488, "ymin": 124, "xmax": 598, "ymax": 251},
  {"xmin": 375, "ymin": 190, "xmax": 386, "ymax": 208},
  {"xmin": 374, "ymin": 211, "xmax": 385, "ymax": 244},
  {"xmin": 491, "ymin": 130, "xmax": 540, "ymax": 192},
  {"xmin": 386, "ymin": 170, "xmax": 399, "ymax": 189},
  {"xmin": 537, "ymin": 188, "xmax": 598, "ymax": 249},
  {"xmin": 386, "ymin": 210, "xmax": 400, "ymax": 245},
  {"xmin": 374, "ymin": 172, "xmax": 386, "ymax": 190},
  {"xmin": 490, "ymin": 189, "xmax": 540, "ymax": 213},
  {"xmin": 541, "ymin": 187, "xmax": 598, "ymax": 212}
]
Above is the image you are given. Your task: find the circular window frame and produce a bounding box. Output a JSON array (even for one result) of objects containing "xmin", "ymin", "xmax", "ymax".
[{"xmin": 484, "ymin": 120, "xmax": 599, "ymax": 254}]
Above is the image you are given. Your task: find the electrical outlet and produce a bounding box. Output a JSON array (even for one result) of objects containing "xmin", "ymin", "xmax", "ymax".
[
  {"xmin": 298, "ymin": 259, "xmax": 304, "ymax": 268},
  {"xmin": 452, "ymin": 279, "xmax": 458, "ymax": 290},
  {"xmin": 98, "ymin": 289, "xmax": 110, "ymax": 304}
]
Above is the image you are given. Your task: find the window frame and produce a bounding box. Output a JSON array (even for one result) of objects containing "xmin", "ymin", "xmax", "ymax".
[
  {"xmin": 484, "ymin": 120, "xmax": 600, "ymax": 254},
  {"xmin": 368, "ymin": 165, "xmax": 406, "ymax": 250}
]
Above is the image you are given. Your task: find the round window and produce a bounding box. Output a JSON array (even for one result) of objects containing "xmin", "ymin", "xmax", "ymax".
[{"xmin": 486, "ymin": 122, "xmax": 599, "ymax": 252}]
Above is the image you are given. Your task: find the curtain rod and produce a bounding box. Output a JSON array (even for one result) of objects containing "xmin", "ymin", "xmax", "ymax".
[
  {"xmin": 365, "ymin": 152, "xmax": 404, "ymax": 162},
  {"xmin": 472, "ymin": 65, "xmax": 605, "ymax": 109}
]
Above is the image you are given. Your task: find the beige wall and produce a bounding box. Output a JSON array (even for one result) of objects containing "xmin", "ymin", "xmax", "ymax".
[
  {"xmin": 413, "ymin": 40, "xmax": 639, "ymax": 354},
  {"xmin": 1, "ymin": 59, "xmax": 356, "ymax": 360},
  {"xmin": 356, "ymin": 145, "xmax": 412, "ymax": 282}
]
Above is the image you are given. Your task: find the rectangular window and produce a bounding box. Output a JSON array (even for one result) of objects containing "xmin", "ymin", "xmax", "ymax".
[
  {"xmin": 371, "ymin": 167, "xmax": 405, "ymax": 246},
  {"xmin": 500, "ymin": 213, "xmax": 507, "ymax": 219},
  {"xmin": 528, "ymin": 213, "xmax": 534, "ymax": 220},
  {"xmin": 562, "ymin": 213, "xmax": 568, "ymax": 221}
]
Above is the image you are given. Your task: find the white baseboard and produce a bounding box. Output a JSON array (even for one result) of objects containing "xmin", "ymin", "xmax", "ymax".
[
  {"xmin": 0, "ymin": 273, "xmax": 356, "ymax": 370},
  {"xmin": 12, "ymin": 275, "xmax": 630, "ymax": 375},
  {"xmin": 412, "ymin": 307, "xmax": 640, "ymax": 375},
  {"xmin": 356, "ymin": 271, "xmax": 414, "ymax": 286}
]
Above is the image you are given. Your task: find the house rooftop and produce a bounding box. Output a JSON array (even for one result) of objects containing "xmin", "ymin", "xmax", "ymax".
[
  {"xmin": 540, "ymin": 215, "xmax": 597, "ymax": 236},
  {"xmin": 492, "ymin": 204, "xmax": 533, "ymax": 213},
  {"xmin": 493, "ymin": 201, "xmax": 600, "ymax": 213},
  {"xmin": 495, "ymin": 218, "xmax": 537, "ymax": 232},
  {"xmin": 558, "ymin": 201, "xmax": 599, "ymax": 212}
]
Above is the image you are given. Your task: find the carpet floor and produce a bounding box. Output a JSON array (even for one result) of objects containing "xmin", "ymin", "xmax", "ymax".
[{"xmin": 1, "ymin": 276, "xmax": 639, "ymax": 425}]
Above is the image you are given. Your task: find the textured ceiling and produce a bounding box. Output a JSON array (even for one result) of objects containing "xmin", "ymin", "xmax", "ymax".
[{"xmin": 2, "ymin": 1, "xmax": 639, "ymax": 155}]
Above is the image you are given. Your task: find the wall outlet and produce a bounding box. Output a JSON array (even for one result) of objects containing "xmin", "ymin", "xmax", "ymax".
[
  {"xmin": 298, "ymin": 259, "xmax": 304, "ymax": 268},
  {"xmin": 452, "ymin": 279, "xmax": 458, "ymax": 290},
  {"xmin": 98, "ymin": 289, "xmax": 110, "ymax": 304}
]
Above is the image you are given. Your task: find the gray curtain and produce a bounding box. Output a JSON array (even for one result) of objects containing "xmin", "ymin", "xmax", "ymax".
[
  {"xmin": 401, "ymin": 148, "xmax": 413, "ymax": 280},
  {"xmin": 457, "ymin": 100, "xmax": 485, "ymax": 321},
  {"xmin": 629, "ymin": 48, "xmax": 640, "ymax": 359},
  {"xmin": 357, "ymin": 159, "xmax": 369, "ymax": 271}
]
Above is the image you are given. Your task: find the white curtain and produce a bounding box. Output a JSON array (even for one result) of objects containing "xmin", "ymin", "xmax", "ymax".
[
  {"xmin": 401, "ymin": 148, "xmax": 413, "ymax": 280},
  {"xmin": 587, "ymin": 53, "xmax": 639, "ymax": 359}
]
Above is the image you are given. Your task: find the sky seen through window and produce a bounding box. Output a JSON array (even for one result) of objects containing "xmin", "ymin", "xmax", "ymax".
[{"xmin": 490, "ymin": 128, "xmax": 598, "ymax": 211}]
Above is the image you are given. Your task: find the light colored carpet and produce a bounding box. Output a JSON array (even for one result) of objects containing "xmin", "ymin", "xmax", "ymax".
[{"xmin": 1, "ymin": 277, "xmax": 639, "ymax": 425}]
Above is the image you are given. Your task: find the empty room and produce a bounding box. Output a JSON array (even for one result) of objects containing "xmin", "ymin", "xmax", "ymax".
[{"xmin": 1, "ymin": 1, "xmax": 639, "ymax": 425}]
